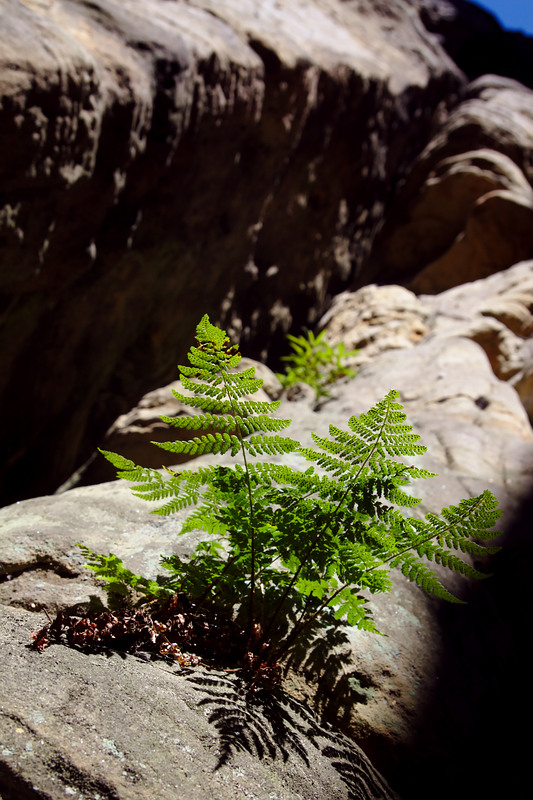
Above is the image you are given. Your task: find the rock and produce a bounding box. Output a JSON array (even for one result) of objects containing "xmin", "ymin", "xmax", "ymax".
[
  {"xmin": 322, "ymin": 260, "xmax": 533, "ymax": 420},
  {"xmin": 277, "ymin": 340, "xmax": 533, "ymax": 800},
  {"xmin": 0, "ymin": 0, "xmax": 463, "ymax": 506},
  {"xmin": 510, "ymin": 344, "xmax": 533, "ymax": 422},
  {"xmin": 2, "ymin": 269, "xmax": 533, "ymax": 798},
  {"xmin": 366, "ymin": 77, "xmax": 533, "ymax": 291},
  {"xmin": 421, "ymin": 259, "xmax": 533, "ymax": 392},
  {"xmin": 409, "ymin": 187, "xmax": 533, "ymax": 293},
  {"xmin": 327, "ymin": 260, "xmax": 530, "ymax": 359},
  {"xmin": 317, "ymin": 284, "xmax": 429, "ymax": 369},
  {"xmin": 0, "ymin": 606, "xmax": 398, "ymax": 800},
  {"xmin": 70, "ymin": 358, "xmax": 283, "ymax": 487},
  {"xmin": 311, "ymin": 264, "xmax": 533, "ymax": 796}
]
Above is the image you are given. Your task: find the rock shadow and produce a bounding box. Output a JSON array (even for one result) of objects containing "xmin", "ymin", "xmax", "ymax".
[{"xmin": 388, "ymin": 484, "xmax": 533, "ymax": 800}]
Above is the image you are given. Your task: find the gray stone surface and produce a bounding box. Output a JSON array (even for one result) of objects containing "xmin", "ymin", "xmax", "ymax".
[{"xmin": 0, "ymin": 606, "xmax": 398, "ymax": 800}]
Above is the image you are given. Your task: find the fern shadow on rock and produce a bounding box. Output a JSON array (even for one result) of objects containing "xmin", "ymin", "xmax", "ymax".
[
  {"xmin": 183, "ymin": 670, "xmax": 310, "ymax": 769},
  {"xmin": 183, "ymin": 668, "xmax": 398, "ymax": 800},
  {"xmin": 282, "ymin": 620, "xmax": 375, "ymax": 732}
]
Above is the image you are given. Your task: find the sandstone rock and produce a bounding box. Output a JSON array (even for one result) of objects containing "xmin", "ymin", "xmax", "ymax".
[
  {"xmin": 321, "ymin": 260, "xmax": 533, "ymax": 423},
  {"xmin": 421, "ymin": 259, "xmax": 533, "ymax": 392},
  {"xmin": 2, "ymin": 306, "xmax": 532, "ymax": 799},
  {"xmin": 366, "ymin": 77, "xmax": 533, "ymax": 290},
  {"xmin": 318, "ymin": 284, "xmax": 429, "ymax": 368},
  {"xmin": 409, "ymin": 187, "xmax": 533, "ymax": 293},
  {"xmin": 0, "ymin": 0, "xmax": 463, "ymax": 506},
  {"xmin": 510, "ymin": 341, "xmax": 533, "ymax": 422},
  {"xmin": 270, "ymin": 338, "xmax": 533, "ymax": 800},
  {"xmin": 0, "ymin": 606, "xmax": 398, "ymax": 800}
]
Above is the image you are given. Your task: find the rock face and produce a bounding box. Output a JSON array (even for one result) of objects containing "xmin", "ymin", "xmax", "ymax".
[
  {"xmin": 0, "ymin": 0, "xmax": 464, "ymax": 505},
  {"xmin": 365, "ymin": 76, "xmax": 533, "ymax": 292},
  {"xmin": 3, "ymin": 0, "xmax": 533, "ymax": 505},
  {"xmin": 1, "ymin": 262, "xmax": 533, "ymax": 799}
]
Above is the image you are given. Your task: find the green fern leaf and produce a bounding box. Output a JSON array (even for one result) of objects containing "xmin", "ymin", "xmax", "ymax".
[{"xmin": 86, "ymin": 317, "xmax": 502, "ymax": 674}]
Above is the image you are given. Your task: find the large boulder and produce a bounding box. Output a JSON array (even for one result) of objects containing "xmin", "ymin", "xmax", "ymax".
[
  {"xmin": 0, "ymin": 606, "xmax": 399, "ymax": 800},
  {"xmin": 324, "ymin": 260, "xmax": 533, "ymax": 401},
  {"xmin": 0, "ymin": 0, "xmax": 463, "ymax": 506},
  {"xmin": 2, "ymin": 265, "xmax": 533, "ymax": 799}
]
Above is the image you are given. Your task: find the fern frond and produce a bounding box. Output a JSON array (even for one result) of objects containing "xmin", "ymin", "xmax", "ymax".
[
  {"xmin": 244, "ymin": 435, "xmax": 300, "ymax": 457},
  {"xmin": 180, "ymin": 376, "xmax": 225, "ymax": 397},
  {"xmin": 155, "ymin": 432, "xmax": 242, "ymax": 457},
  {"xmin": 329, "ymin": 587, "xmax": 381, "ymax": 630},
  {"xmin": 249, "ymin": 462, "xmax": 338, "ymax": 499},
  {"xmin": 159, "ymin": 412, "xmax": 230, "ymax": 431},
  {"xmin": 238, "ymin": 398, "xmax": 282, "ymax": 415},
  {"xmin": 130, "ymin": 466, "xmax": 213, "ymax": 506},
  {"xmin": 235, "ymin": 414, "xmax": 291, "ymax": 435},
  {"xmin": 299, "ymin": 393, "xmax": 431, "ymax": 493},
  {"xmin": 431, "ymin": 548, "xmax": 488, "ymax": 578},
  {"xmin": 76, "ymin": 546, "xmax": 170, "ymax": 601},
  {"xmin": 90, "ymin": 317, "xmax": 502, "ymax": 671},
  {"xmin": 397, "ymin": 554, "xmax": 464, "ymax": 603},
  {"xmin": 438, "ymin": 491, "xmax": 502, "ymax": 541},
  {"xmin": 346, "ymin": 389, "xmax": 427, "ymax": 458},
  {"xmin": 170, "ymin": 389, "xmax": 233, "ymax": 413},
  {"xmin": 99, "ymin": 449, "xmax": 163, "ymax": 484},
  {"xmin": 181, "ymin": 509, "xmax": 229, "ymax": 538}
]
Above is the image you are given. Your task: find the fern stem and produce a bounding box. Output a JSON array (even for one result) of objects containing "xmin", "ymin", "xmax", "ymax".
[{"xmin": 218, "ymin": 366, "xmax": 257, "ymax": 638}]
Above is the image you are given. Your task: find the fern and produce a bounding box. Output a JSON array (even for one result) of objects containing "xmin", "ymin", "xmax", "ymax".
[
  {"xmin": 276, "ymin": 329, "xmax": 359, "ymax": 399},
  {"xmin": 84, "ymin": 314, "xmax": 501, "ymax": 670}
]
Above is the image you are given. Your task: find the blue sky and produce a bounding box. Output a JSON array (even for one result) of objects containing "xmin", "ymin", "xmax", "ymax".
[{"xmin": 475, "ymin": 1, "xmax": 533, "ymax": 34}]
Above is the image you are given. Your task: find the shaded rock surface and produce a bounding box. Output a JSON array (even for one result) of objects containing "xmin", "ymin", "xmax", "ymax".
[
  {"xmin": 366, "ymin": 76, "xmax": 533, "ymax": 291},
  {"xmin": 0, "ymin": 0, "xmax": 463, "ymax": 505},
  {"xmin": 1, "ymin": 261, "xmax": 533, "ymax": 799}
]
